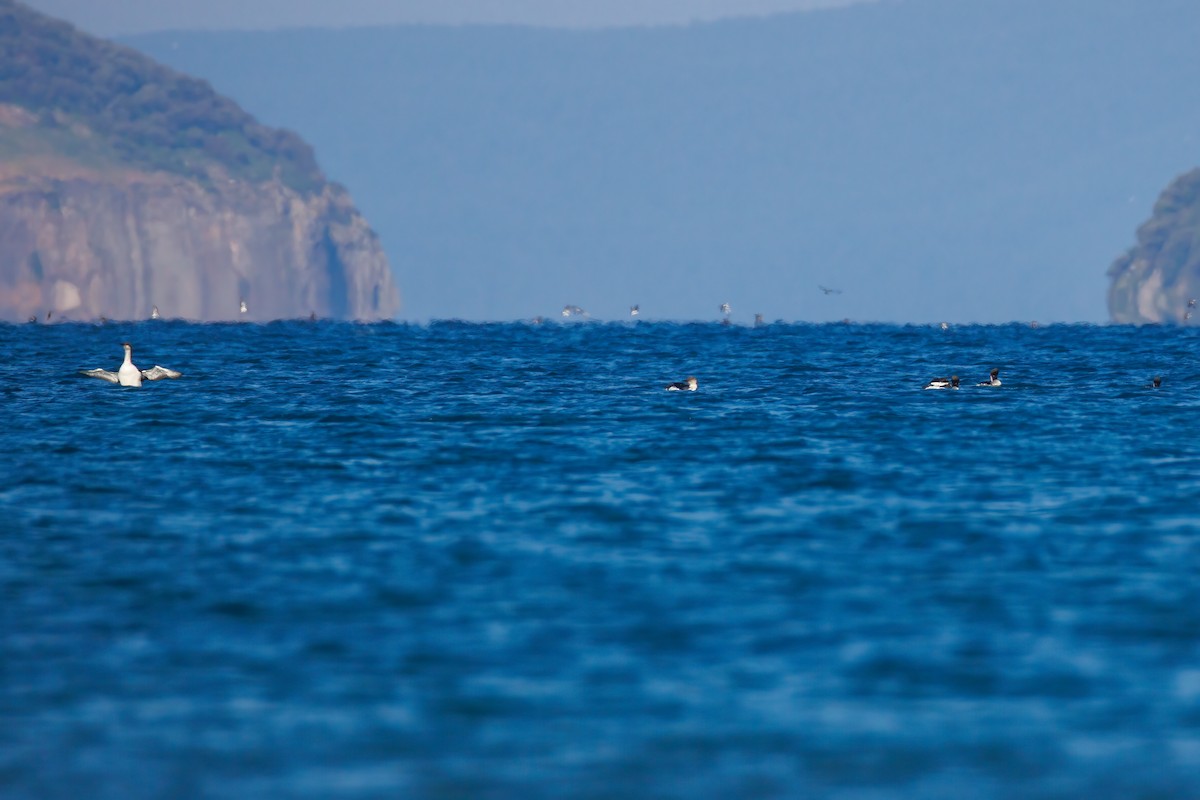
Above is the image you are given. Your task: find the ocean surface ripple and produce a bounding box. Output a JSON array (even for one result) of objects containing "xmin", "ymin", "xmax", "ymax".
[{"xmin": 3, "ymin": 320, "xmax": 1200, "ymax": 799}]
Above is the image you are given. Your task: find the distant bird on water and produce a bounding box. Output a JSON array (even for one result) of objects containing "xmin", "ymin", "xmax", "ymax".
[
  {"xmin": 976, "ymin": 368, "xmax": 1001, "ymax": 387},
  {"xmin": 630, "ymin": 305, "xmax": 640, "ymax": 317},
  {"xmin": 720, "ymin": 303, "xmax": 731, "ymax": 316},
  {"xmin": 80, "ymin": 343, "xmax": 182, "ymax": 387},
  {"xmin": 666, "ymin": 376, "xmax": 698, "ymax": 392},
  {"xmin": 150, "ymin": 305, "xmax": 160, "ymax": 320},
  {"xmin": 239, "ymin": 299, "xmax": 248, "ymax": 315},
  {"xmin": 924, "ymin": 375, "xmax": 960, "ymax": 390},
  {"xmin": 1151, "ymin": 376, "xmax": 1163, "ymax": 388}
]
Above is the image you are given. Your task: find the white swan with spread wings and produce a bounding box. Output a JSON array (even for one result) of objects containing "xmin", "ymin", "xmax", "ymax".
[{"xmin": 81, "ymin": 343, "xmax": 182, "ymax": 387}]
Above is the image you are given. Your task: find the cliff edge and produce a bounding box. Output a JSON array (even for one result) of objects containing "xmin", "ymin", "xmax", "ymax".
[
  {"xmin": 0, "ymin": 0, "xmax": 399, "ymax": 321},
  {"xmin": 1108, "ymin": 168, "xmax": 1200, "ymax": 325}
]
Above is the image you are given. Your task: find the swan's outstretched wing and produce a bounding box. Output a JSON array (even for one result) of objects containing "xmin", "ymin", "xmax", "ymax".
[
  {"xmin": 141, "ymin": 365, "xmax": 182, "ymax": 381},
  {"xmin": 80, "ymin": 368, "xmax": 120, "ymax": 383}
]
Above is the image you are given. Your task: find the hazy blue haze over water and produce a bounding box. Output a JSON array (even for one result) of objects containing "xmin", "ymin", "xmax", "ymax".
[{"xmin": 3, "ymin": 321, "xmax": 1200, "ymax": 798}]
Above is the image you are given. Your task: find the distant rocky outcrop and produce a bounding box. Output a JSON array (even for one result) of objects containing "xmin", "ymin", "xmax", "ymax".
[
  {"xmin": 1108, "ymin": 168, "xmax": 1200, "ymax": 325},
  {"xmin": 0, "ymin": 0, "xmax": 399, "ymax": 321}
]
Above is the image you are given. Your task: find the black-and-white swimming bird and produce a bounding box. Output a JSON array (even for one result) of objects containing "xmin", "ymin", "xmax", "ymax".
[
  {"xmin": 976, "ymin": 368, "xmax": 1001, "ymax": 387},
  {"xmin": 81, "ymin": 343, "xmax": 182, "ymax": 387},
  {"xmin": 666, "ymin": 376, "xmax": 698, "ymax": 392},
  {"xmin": 924, "ymin": 375, "xmax": 960, "ymax": 390},
  {"xmin": 1151, "ymin": 376, "xmax": 1163, "ymax": 388}
]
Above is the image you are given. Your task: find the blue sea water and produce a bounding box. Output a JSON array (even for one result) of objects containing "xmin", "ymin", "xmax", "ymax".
[{"xmin": 3, "ymin": 320, "xmax": 1200, "ymax": 799}]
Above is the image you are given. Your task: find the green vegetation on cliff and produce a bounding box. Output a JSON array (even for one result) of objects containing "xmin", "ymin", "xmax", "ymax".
[{"xmin": 0, "ymin": 0, "xmax": 322, "ymax": 191}]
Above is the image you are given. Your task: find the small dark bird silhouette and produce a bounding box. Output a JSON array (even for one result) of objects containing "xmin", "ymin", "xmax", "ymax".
[
  {"xmin": 818, "ymin": 285, "xmax": 843, "ymax": 295},
  {"xmin": 1151, "ymin": 376, "xmax": 1163, "ymax": 388}
]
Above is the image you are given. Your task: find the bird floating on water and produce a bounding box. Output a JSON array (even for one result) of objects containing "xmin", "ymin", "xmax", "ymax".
[
  {"xmin": 630, "ymin": 305, "xmax": 640, "ymax": 317},
  {"xmin": 239, "ymin": 299, "xmax": 248, "ymax": 315},
  {"xmin": 562, "ymin": 305, "xmax": 586, "ymax": 318},
  {"xmin": 81, "ymin": 343, "xmax": 182, "ymax": 387},
  {"xmin": 666, "ymin": 376, "xmax": 698, "ymax": 392},
  {"xmin": 1151, "ymin": 376, "xmax": 1163, "ymax": 389},
  {"xmin": 976, "ymin": 368, "xmax": 1001, "ymax": 387},
  {"xmin": 924, "ymin": 375, "xmax": 960, "ymax": 390},
  {"xmin": 150, "ymin": 305, "xmax": 160, "ymax": 320}
]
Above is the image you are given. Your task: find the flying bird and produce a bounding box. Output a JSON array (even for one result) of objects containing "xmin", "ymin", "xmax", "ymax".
[{"xmin": 818, "ymin": 285, "xmax": 843, "ymax": 295}]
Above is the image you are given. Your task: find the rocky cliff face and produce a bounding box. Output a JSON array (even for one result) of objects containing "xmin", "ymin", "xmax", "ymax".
[
  {"xmin": 0, "ymin": 158, "xmax": 400, "ymax": 322},
  {"xmin": 1108, "ymin": 168, "xmax": 1200, "ymax": 324},
  {"xmin": 0, "ymin": 1, "xmax": 401, "ymax": 322}
]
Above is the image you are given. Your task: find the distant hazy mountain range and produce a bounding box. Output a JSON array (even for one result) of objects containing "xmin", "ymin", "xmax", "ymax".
[
  {"xmin": 125, "ymin": 0, "xmax": 1200, "ymax": 323},
  {"xmin": 22, "ymin": 0, "xmax": 877, "ymax": 36}
]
